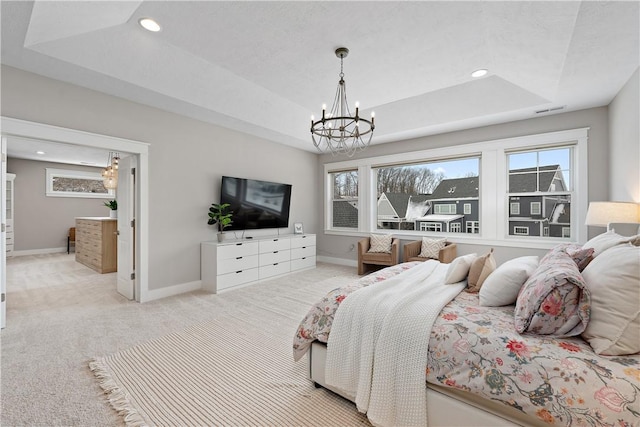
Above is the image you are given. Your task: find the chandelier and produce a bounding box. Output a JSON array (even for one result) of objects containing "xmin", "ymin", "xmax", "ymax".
[
  {"xmin": 102, "ymin": 152, "xmax": 120, "ymax": 190},
  {"xmin": 311, "ymin": 47, "xmax": 375, "ymax": 157}
]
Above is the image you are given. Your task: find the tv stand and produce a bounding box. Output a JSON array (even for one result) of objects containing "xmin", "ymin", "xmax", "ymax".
[{"xmin": 201, "ymin": 234, "xmax": 316, "ymax": 293}]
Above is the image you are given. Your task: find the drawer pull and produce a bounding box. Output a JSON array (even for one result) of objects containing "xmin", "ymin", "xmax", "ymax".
[
  {"xmin": 236, "ymin": 270, "xmax": 242, "ymax": 274},
  {"xmin": 235, "ymin": 243, "xmax": 242, "ymax": 246},
  {"xmin": 273, "ymin": 239, "xmax": 278, "ymax": 241},
  {"xmin": 273, "ymin": 251, "xmax": 278, "ymax": 254},
  {"xmin": 302, "ymin": 246, "xmax": 306, "ymax": 249},
  {"xmin": 236, "ymin": 256, "xmax": 243, "ymax": 260},
  {"xmin": 273, "ymin": 263, "xmax": 278, "ymax": 266}
]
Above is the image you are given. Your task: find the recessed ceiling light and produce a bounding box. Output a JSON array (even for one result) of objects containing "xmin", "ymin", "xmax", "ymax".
[
  {"xmin": 139, "ymin": 18, "xmax": 161, "ymax": 32},
  {"xmin": 471, "ymin": 69, "xmax": 488, "ymax": 78},
  {"xmin": 36, "ymin": 150, "xmax": 45, "ymax": 155}
]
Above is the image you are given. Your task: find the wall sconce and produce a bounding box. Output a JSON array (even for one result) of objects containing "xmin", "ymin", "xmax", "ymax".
[{"xmin": 585, "ymin": 201, "xmax": 640, "ymax": 230}]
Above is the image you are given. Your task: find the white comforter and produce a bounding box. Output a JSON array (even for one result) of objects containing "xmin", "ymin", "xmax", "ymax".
[{"xmin": 325, "ymin": 260, "xmax": 465, "ymax": 427}]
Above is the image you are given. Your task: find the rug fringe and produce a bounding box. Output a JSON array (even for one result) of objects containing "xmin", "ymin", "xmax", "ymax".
[{"xmin": 89, "ymin": 358, "xmax": 149, "ymax": 427}]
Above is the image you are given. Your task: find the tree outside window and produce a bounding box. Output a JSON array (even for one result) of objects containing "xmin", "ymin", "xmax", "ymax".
[{"xmin": 331, "ymin": 170, "xmax": 358, "ymax": 229}]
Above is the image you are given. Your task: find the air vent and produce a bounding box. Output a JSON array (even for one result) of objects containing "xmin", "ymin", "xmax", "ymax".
[{"xmin": 535, "ymin": 106, "xmax": 566, "ymax": 114}]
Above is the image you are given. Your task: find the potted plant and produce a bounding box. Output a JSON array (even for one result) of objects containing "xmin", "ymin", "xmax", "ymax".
[
  {"xmin": 104, "ymin": 200, "xmax": 118, "ymax": 218},
  {"xmin": 208, "ymin": 202, "xmax": 233, "ymax": 242}
]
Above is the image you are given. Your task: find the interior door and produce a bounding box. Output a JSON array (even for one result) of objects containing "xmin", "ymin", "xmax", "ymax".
[
  {"xmin": 1, "ymin": 136, "xmax": 7, "ymax": 328},
  {"xmin": 116, "ymin": 155, "xmax": 136, "ymax": 300}
]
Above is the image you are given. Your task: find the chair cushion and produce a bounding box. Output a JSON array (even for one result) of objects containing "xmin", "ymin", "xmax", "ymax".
[{"xmin": 361, "ymin": 252, "xmax": 394, "ymax": 264}]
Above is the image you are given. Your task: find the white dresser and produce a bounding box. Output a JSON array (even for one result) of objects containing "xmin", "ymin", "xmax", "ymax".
[{"xmin": 201, "ymin": 234, "xmax": 316, "ymax": 293}]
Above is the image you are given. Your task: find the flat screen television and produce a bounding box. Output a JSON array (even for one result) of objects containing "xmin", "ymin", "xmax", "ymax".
[{"xmin": 220, "ymin": 176, "xmax": 292, "ymax": 231}]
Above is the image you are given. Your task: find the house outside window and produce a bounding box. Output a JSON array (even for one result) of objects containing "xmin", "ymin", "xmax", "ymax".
[
  {"xmin": 373, "ymin": 157, "xmax": 479, "ymax": 232},
  {"xmin": 463, "ymin": 203, "xmax": 471, "ymax": 214},
  {"xmin": 562, "ymin": 227, "xmax": 571, "ymax": 238},
  {"xmin": 507, "ymin": 146, "xmax": 573, "ymax": 239},
  {"xmin": 330, "ymin": 170, "xmax": 358, "ymax": 229},
  {"xmin": 450, "ymin": 223, "xmax": 462, "ymax": 232}
]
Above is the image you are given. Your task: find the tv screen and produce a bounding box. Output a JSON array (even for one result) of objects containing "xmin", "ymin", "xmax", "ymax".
[{"xmin": 220, "ymin": 176, "xmax": 292, "ymax": 231}]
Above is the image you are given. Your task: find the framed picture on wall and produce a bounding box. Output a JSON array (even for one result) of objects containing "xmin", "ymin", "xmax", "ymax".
[{"xmin": 294, "ymin": 222, "xmax": 304, "ymax": 234}]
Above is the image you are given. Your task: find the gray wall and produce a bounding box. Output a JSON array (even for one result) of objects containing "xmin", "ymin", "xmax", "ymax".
[
  {"xmin": 316, "ymin": 106, "xmax": 612, "ymax": 265},
  {"xmin": 1, "ymin": 65, "xmax": 319, "ymax": 291},
  {"xmin": 608, "ymin": 67, "xmax": 639, "ymax": 202},
  {"xmin": 6, "ymin": 158, "xmax": 108, "ymax": 251}
]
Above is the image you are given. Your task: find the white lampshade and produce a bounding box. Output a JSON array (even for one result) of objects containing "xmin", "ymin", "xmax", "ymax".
[{"xmin": 585, "ymin": 201, "xmax": 640, "ymax": 227}]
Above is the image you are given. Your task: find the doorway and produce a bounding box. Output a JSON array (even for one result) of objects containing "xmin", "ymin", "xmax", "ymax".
[{"xmin": 1, "ymin": 117, "xmax": 149, "ymax": 328}]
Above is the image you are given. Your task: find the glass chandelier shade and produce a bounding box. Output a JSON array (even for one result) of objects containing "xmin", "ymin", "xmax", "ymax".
[
  {"xmin": 102, "ymin": 152, "xmax": 120, "ymax": 190},
  {"xmin": 311, "ymin": 47, "xmax": 375, "ymax": 157}
]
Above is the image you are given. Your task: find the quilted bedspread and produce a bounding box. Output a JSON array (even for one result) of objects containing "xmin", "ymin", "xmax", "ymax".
[{"xmin": 293, "ymin": 262, "xmax": 640, "ymax": 427}]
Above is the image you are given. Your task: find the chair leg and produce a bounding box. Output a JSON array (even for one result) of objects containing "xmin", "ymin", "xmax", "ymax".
[{"xmin": 67, "ymin": 237, "xmax": 70, "ymax": 254}]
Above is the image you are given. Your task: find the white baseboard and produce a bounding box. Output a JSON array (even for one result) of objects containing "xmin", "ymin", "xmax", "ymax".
[
  {"xmin": 11, "ymin": 247, "xmax": 67, "ymax": 257},
  {"xmin": 142, "ymin": 280, "xmax": 202, "ymax": 303},
  {"xmin": 317, "ymin": 256, "xmax": 357, "ymax": 267}
]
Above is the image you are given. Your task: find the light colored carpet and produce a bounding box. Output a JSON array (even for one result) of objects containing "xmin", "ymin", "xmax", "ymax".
[{"xmin": 2, "ymin": 252, "xmax": 369, "ymax": 427}]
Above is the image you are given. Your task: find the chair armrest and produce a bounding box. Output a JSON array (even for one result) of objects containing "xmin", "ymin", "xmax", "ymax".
[
  {"xmin": 439, "ymin": 243, "xmax": 457, "ymax": 263},
  {"xmin": 403, "ymin": 240, "xmax": 422, "ymax": 262},
  {"xmin": 357, "ymin": 238, "xmax": 370, "ymax": 257},
  {"xmin": 391, "ymin": 238, "xmax": 400, "ymax": 263}
]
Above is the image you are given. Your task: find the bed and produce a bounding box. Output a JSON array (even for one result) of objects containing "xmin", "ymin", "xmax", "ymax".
[{"xmin": 293, "ymin": 228, "xmax": 640, "ymax": 427}]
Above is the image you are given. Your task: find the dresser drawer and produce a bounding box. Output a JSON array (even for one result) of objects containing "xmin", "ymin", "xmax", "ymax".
[
  {"xmin": 217, "ymin": 242, "xmax": 259, "ymax": 260},
  {"xmin": 217, "ymin": 254, "xmax": 259, "ymax": 275},
  {"xmin": 259, "ymin": 249, "xmax": 290, "ymax": 266},
  {"xmin": 217, "ymin": 268, "xmax": 259, "ymax": 291},
  {"xmin": 291, "ymin": 234, "xmax": 316, "ymax": 249},
  {"xmin": 259, "ymin": 261, "xmax": 290, "ymax": 279},
  {"xmin": 291, "ymin": 256, "xmax": 316, "ymax": 271},
  {"xmin": 259, "ymin": 238, "xmax": 290, "ymax": 253},
  {"xmin": 291, "ymin": 245, "xmax": 315, "ymax": 259}
]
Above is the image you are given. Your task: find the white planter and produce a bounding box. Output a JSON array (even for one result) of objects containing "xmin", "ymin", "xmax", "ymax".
[{"xmin": 109, "ymin": 210, "xmax": 117, "ymax": 219}]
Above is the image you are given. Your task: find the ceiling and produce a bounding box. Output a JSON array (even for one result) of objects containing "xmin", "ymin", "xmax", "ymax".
[{"xmin": 1, "ymin": 1, "xmax": 638, "ymax": 165}]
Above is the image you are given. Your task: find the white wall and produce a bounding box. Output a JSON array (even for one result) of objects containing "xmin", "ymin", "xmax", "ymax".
[
  {"xmin": 316, "ymin": 106, "xmax": 611, "ymax": 265},
  {"xmin": 6, "ymin": 158, "xmax": 107, "ymax": 251},
  {"xmin": 1, "ymin": 65, "xmax": 319, "ymax": 291},
  {"xmin": 608, "ymin": 67, "xmax": 639, "ymax": 202}
]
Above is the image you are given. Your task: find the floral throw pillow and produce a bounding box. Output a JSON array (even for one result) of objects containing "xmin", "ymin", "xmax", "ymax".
[
  {"xmin": 514, "ymin": 250, "xmax": 590, "ymax": 337},
  {"xmin": 541, "ymin": 243, "xmax": 594, "ymax": 271},
  {"xmin": 368, "ymin": 234, "xmax": 392, "ymax": 253}
]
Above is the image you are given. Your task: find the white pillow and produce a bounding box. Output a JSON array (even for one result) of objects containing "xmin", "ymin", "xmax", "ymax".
[
  {"xmin": 581, "ymin": 243, "xmax": 640, "ymax": 355},
  {"xmin": 419, "ymin": 237, "xmax": 446, "ymax": 258},
  {"xmin": 444, "ymin": 253, "xmax": 476, "ymax": 284},
  {"xmin": 368, "ymin": 234, "xmax": 392, "ymax": 253},
  {"xmin": 479, "ymin": 256, "xmax": 539, "ymax": 306},
  {"xmin": 582, "ymin": 229, "xmax": 629, "ymax": 257}
]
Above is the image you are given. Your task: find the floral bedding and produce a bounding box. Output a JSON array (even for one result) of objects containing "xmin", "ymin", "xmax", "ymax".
[{"xmin": 293, "ymin": 262, "xmax": 640, "ymax": 427}]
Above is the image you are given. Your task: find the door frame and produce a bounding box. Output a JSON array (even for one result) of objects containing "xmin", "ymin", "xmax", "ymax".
[{"xmin": 1, "ymin": 116, "xmax": 150, "ymax": 302}]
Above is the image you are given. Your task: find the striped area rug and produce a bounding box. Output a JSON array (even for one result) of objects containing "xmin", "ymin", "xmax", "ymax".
[{"xmin": 90, "ymin": 270, "xmax": 370, "ymax": 426}]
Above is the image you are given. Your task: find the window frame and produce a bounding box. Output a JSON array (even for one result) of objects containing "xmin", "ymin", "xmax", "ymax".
[
  {"xmin": 45, "ymin": 168, "xmax": 115, "ymax": 199},
  {"xmin": 510, "ymin": 202, "xmax": 520, "ymax": 215},
  {"xmin": 530, "ymin": 202, "xmax": 541, "ymax": 215},
  {"xmin": 323, "ymin": 128, "xmax": 589, "ymax": 248},
  {"xmin": 514, "ymin": 226, "xmax": 529, "ymax": 236}
]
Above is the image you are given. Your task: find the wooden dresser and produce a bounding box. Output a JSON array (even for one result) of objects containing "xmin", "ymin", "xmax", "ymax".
[{"xmin": 75, "ymin": 217, "xmax": 117, "ymax": 273}]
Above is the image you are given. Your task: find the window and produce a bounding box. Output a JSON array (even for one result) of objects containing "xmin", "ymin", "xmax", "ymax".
[
  {"xmin": 450, "ymin": 223, "xmax": 462, "ymax": 233},
  {"xmin": 330, "ymin": 170, "xmax": 358, "ymax": 229},
  {"xmin": 531, "ymin": 202, "xmax": 541, "ymax": 215},
  {"xmin": 510, "ymin": 202, "xmax": 520, "ymax": 215},
  {"xmin": 562, "ymin": 227, "xmax": 571, "ymax": 238},
  {"xmin": 507, "ymin": 146, "xmax": 573, "ymax": 240},
  {"xmin": 543, "ymin": 227, "xmax": 549, "ymax": 236},
  {"xmin": 434, "ymin": 204, "xmax": 457, "ymax": 214},
  {"xmin": 45, "ymin": 168, "xmax": 114, "ymax": 199},
  {"xmin": 514, "ymin": 226, "xmax": 529, "ymax": 235},
  {"xmin": 323, "ymin": 128, "xmax": 588, "ymax": 246},
  {"xmin": 373, "ymin": 157, "xmax": 479, "ymax": 231},
  {"xmin": 420, "ymin": 222, "xmax": 442, "ymax": 232},
  {"xmin": 466, "ymin": 221, "xmax": 479, "ymax": 234}
]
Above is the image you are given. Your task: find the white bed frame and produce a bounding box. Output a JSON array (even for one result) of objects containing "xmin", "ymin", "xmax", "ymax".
[{"xmin": 308, "ymin": 333, "xmax": 546, "ymax": 427}]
